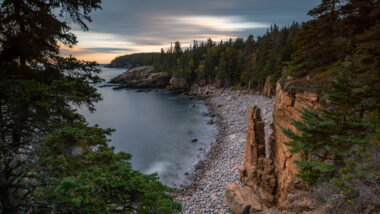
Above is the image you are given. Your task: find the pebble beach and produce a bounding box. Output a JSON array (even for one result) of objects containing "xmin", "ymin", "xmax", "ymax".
[{"xmin": 175, "ymin": 86, "xmax": 275, "ymax": 213}]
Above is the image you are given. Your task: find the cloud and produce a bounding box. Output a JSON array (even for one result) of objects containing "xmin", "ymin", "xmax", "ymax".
[
  {"xmin": 64, "ymin": 0, "xmax": 319, "ymax": 63},
  {"xmin": 171, "ymin": 16, "xmax": 269, "ymax": 32},
  {"xmin": 87, "ymin": 47, "xmax": 134, "ymax": 52},
  {"xmin": 61, "ymin": 47, "xmax": 134, "ymax": 55}
]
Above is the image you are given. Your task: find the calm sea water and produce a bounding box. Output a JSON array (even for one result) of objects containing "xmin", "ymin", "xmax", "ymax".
[{"xmin": 78, "ymin": 66, "xmax": 217, "ymax": 187}]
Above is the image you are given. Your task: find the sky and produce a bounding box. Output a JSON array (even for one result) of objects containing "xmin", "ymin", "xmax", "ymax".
[{"xmin": 61, "ymin": 0, "xmax": 319, "ymax": 63}]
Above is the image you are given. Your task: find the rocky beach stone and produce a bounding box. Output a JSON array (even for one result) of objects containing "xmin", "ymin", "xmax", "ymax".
[
  {"xmin": 175, "ymin": 85, "xmax": 275, "ymax": 213},
  {"xmin": 225, "ymin": 183, "xmax": 262, "ymax": 214}
]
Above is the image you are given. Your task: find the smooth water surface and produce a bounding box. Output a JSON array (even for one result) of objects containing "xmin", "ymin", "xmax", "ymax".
[{"xmin": 78, "ymin": 67, "xmax": 217, "ymax": 187}]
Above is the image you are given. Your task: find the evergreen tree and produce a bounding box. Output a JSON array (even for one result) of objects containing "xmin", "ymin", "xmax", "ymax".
[
  {"xmin": 109, "ymin": 53, "xmax": 160, "ymax": 68},
  {"xmin": 152, "ymin": 24, "xmax": 300, "ymax": 89},
  {"xmin": 174, "ymin": 41, "xmax": 182, "ymax": 58},
  {"xmin": 288, "ymin": 0, "xmax": 342, "ymax": 73},
  {"xmin": 0, "ymin": 0, "xmax": 180, "ymax": 213},
  {"xmin": 283, "ymin": 60, "xmax": 369, "ymax": 185},
  {"xmin": 287, "ymin": 0, "xmax": 379, "ymax": 77},
  {"xmin": 34, "ymin": 123, "xmax": 181, "ymax": 213}
]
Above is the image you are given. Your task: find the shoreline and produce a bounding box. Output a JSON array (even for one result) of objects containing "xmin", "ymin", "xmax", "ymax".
[
  {"xmin": 175, "ymin": 85, "xmax": 275, "ymax": 213},
  {"xmin": 104, "ymin": 65, "xmax": 275, "ymax": 212}
]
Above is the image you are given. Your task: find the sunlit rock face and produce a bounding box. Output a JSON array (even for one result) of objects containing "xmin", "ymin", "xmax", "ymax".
[
  {"xmin": 225, "ymin": 82, "xmax": 320, "ymax": 212},
  {"xmin": 272, "ymin": 82, "xmax": 318, "ymax": 205},
  {"xmin": 238, "ymin": 105, "xmax": 276, "ymax": 204}
]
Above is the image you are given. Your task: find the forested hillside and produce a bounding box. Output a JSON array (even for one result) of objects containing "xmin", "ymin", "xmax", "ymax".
[
  {"xmin": 152, "ymin": 0, "xmax": 378, "ymax": 94},
  {"xmin": 153, "ymin": 23, "xmax": 301, "ymax": 89}
]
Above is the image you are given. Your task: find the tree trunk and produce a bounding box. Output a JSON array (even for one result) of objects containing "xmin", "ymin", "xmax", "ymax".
[{"xmin": 0, "ymin": 170, "xmax": 17, "ymax": 214}]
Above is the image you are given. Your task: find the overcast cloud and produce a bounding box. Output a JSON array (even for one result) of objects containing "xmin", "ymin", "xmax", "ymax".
[{"xmin": 63, "ymin": 0, "xmax": 319, "ymax": 63}]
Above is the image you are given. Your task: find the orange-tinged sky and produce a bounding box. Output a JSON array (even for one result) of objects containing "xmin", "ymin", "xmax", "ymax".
[
  {"xmin": 61, "ymin": 29, "xmax": 241, "ymax": 63},
  {"xmin": 61, "ymin": 45, "xmax": 131, "ymax": 63},
  {"xmin": 61, "ymin": 1, "xmax": 318, "ymax": 64}
]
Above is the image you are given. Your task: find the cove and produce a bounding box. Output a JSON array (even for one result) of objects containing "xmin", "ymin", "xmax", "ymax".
[{"xmin": 78, "ymin": 66, "xmax": 217, "ymax": 188}]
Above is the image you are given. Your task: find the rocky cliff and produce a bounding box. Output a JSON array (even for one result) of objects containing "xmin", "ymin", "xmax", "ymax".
[
  {"xmin": 225, "ymin": 81, "xmax": 319, "ymax": 213},
  {"xmin": 271, "ymin": 82, "xmax": 319, "ymax": 205},
  {"xmin": 109, "ymin": 66, "xmax": 194, "ymax": 91}
]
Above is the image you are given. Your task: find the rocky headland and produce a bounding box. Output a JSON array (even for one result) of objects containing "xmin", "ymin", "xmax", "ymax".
[
  {"xmin": 109, "ymin": 66, "xmax": 170, "ymax": 89},
  {"xmin": 109, "ymin": 66, "xmax": 195, "ymax": 92}
]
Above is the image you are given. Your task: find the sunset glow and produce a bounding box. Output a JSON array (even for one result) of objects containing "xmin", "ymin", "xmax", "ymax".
[{"xmin": 60, "ymin": 0, "xmax": 317, "ymax": 63}]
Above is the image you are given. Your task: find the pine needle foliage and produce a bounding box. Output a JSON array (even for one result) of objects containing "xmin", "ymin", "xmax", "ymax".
[
  {"xmin": 283, "ymin": 61, "xmax": 368, "ymax": 185},
  {"xmin": 0, "ymin": 0, "xmax": 181, "ymax": 213}
]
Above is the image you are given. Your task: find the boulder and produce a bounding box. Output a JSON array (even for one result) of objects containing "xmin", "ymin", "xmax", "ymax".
[
  {"xmin": 225, "ymin": 183, "xmax": 262, "ymax": 214},
  {"xmin": 263, "ymin": 76, "xmax": 275, "ymax": 97},
  {"xmin": 167, "ymin": 77, "xmax": 190, "ymax": 91}
]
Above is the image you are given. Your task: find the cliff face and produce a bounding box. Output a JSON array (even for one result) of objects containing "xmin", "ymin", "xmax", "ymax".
[
  {"xmin": 271, "ymin": 82, "xmax": 319, "ymax": 205},
  {"xmin": 225, "ymin": 82, "xmax": 319, "ymax": 212}
]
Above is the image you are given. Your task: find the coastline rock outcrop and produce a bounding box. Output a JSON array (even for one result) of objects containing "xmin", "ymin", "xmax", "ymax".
[
  {"xmin": 271, "ymin": 81, "xmax": 318, "ymax": 205},
  {"xmin": 238, "ymin": 106, "xmax": 276, "ymax": 204},
  {"xmin": 263, "ymin": 76, "xmax": 275, "ymax": 98},
  {"xmin": 110, "ymin": 66, "xmax": 170, "ymax": 89},
  {"xmin": 225, "ymin": 81, "xmax": 319, "ymax": 213},
  {"xmin": 225, "ymin": 105, "xmax": 275, "ymax": 213},
  {"xmin": 167, "ymin": 77, "xmax": 190, "ymax": 91}
]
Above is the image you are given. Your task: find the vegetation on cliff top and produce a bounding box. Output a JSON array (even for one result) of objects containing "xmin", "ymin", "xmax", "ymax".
[
  {"xmin": 153, "ymin": 23, "xmax": 301, "ymax": 89},
  {"xmin": 146, "ymin": 0, "xmax": 378, "ymax": 93},
  {"xmin": 0, "ymin": 0, "xmax": 180, "ymax": 213},
  {"xmin": 107, "ymin": 52, "xmax": 159, "ymax": 68},
  {"xmin": 283, "ymin": 0, "xmax": 380, "ymax": 211}
]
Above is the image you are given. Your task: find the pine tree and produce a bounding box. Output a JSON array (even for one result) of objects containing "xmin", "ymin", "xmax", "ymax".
[
  {"xmin": 283, "ymin": 60, "xmax": 368, "ymax": 185},
  {"xmin": 0, "ymin": 0, "xmax": 180, "ymax": 212},
  {"xmin": 34, "ymin": 123, "xmax": 181, "ymax": 213},
  {"xmin": 151, "ymin": 24, "xmax": 300, "ymax": 90},
  {"xmin": 288, "ymin": 0, "xmax": 342, "ymax": 74}
]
